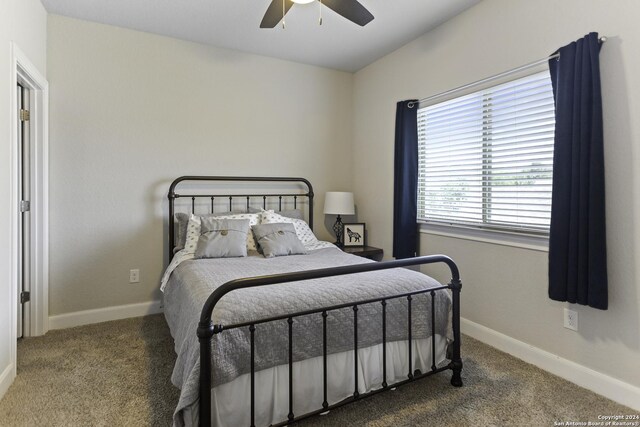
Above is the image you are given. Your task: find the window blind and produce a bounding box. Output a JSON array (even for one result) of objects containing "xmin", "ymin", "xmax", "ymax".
[{"xmin": 417, "ymin": 71, "xmax": 555, "ymax": 235}]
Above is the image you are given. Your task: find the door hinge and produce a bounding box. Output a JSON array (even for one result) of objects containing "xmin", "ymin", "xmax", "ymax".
[
  {"xmin": 19, "ymin": 109, "xmax": 30, "ymax": 122},
  {"xmin": 20, "ymin": 200, "xmax": 30, "ymax": 212},
  {"xmin": 20, "ymin": 291, "xmax": 30, "ymax": 304}
]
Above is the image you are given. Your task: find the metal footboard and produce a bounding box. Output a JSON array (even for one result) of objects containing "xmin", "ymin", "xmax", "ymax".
[{"xmin": 196, "ymin": 255, "xmax": 463, "ymax": 427}]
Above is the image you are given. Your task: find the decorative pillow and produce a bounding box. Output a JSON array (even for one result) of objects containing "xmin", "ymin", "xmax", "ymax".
[
  {"xmin": 214, "ymin": 213, "xmax": 260, "ymax": 251},
  {"xmin": 260, "ymin": 211, "xmax": 318, "ymax": 245},
  {"xmin": 194, "ymin": 218, "xmax": 250, "ymax": 259},
  {"xmin": 177, "ymin": 212, "xmax": 227, "ymax": 253},
  {"xmin": 252, "ymin": 223, "xmax": 307, "ymax": 258},
  {"xmin": 180, "ymin": 212, "xmax": 260, "ymax": 253}
]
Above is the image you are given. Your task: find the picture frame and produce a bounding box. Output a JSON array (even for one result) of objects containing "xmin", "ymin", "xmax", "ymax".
[{"xmin": 342, "ymin": 223, "xmax": 365, "ymax": 247}]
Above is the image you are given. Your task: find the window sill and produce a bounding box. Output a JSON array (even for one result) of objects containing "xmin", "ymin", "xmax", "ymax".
[{"xmin": 419, "ymin": 222, "xmax": 549, "ymax": 252}]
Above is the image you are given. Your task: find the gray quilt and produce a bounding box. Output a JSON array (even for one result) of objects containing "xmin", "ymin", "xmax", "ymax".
[{"xmin": 163, "ymin": 247, "xmax": 451, "ymax": 424}]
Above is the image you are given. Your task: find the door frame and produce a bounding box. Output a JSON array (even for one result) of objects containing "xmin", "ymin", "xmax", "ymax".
[{"xmin": 9, "ymin": 41, "xmax": 49, "ymax": 346}]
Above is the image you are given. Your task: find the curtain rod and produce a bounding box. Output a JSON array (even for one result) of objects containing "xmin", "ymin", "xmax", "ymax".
[{"xmin": 408, "ymin": 36, "xmax": 607, "ymax": 108}]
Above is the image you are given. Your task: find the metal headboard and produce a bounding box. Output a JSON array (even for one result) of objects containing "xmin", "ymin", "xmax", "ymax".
[{"xmin": 168, "ymin": 176, "xmax": 314, "ymax": 259}]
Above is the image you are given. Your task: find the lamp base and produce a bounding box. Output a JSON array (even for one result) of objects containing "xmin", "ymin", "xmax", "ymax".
[{"xmin": 333, "ymin": 215, "xmax": 344, "ymax": 247}]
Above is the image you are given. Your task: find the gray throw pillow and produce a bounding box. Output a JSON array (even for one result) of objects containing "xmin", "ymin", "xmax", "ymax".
[
  {"xmin": 174, "ymin": 213, "xmax": 190, "ymax": 253},
  {"xmin": 194, "ymin": 218, "xmax": 250, "ymax": 259},
  {"xmin": 174, "ymin": 211, "xmax": 260, "ymax": 253},
  {"xmin": 252, "ymin": 223, "xmax": 307, "ymax": 258}
]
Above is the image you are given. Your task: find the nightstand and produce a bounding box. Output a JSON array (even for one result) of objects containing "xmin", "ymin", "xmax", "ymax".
[{"xmin": 342, "ymin": 246, "xmax": 384, "ymax": 261}]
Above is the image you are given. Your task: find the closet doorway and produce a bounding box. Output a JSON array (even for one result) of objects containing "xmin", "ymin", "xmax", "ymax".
[{"xmin": 11, "ymin": 43, "xmax": 49, "ymax": 343}]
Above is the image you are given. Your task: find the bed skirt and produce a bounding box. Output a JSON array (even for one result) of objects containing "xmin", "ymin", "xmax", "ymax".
[{"xmin": 179, "ymin": 336, "xmax": 448, "ymax": 427}]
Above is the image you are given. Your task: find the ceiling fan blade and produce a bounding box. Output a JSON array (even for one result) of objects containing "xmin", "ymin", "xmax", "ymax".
[
  {"xmin": 260, "ymin": 0, "xmax": 295, "ymax": 28},
  {"xmin": 322, "ymin": 0, "xmax": 374, "ymax": 26}
]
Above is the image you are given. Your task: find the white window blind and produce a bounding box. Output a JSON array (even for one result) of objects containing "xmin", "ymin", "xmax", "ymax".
[{"xmin": 417, "ymin": 71, "xmax": 555, "ymax": 235}]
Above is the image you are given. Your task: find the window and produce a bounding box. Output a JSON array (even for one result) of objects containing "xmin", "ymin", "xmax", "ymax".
[{"xmin": 417, "ymin": 71, "xmax": 555, "ymax": 235}]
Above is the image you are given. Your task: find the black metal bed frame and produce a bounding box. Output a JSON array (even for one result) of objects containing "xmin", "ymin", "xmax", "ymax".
[{"xmin": 168, "ymin": 176, "xmax": 463, "ymax": 427}]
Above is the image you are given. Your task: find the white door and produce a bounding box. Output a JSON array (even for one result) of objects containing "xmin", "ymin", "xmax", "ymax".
[{"xmin": 17, "ymin": 83, "xmax": 31, "ymax": 339}]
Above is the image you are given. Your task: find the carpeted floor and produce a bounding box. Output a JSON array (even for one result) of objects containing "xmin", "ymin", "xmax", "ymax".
[{"xmin": 0, "ymin": 315, "xmax": 633, "ymax": 427}]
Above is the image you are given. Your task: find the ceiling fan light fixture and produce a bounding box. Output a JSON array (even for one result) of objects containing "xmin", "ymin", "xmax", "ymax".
[{"xmin": 261, "ymin": 0, "xmax": 374, "ymax": 28}]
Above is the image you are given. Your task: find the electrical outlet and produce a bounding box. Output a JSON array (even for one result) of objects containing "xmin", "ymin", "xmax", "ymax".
[
  {"xmin": 563, "ymin": 308, "xmax": 578, "ymax": 331},
  {"xmin": 129, "ymin": 269, "xmax": 140, "ymax": 284}
]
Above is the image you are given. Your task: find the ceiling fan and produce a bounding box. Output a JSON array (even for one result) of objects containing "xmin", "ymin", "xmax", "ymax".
[{"xmin": 260, "ymin": 0, "xmax": 374, "ymax": 28}]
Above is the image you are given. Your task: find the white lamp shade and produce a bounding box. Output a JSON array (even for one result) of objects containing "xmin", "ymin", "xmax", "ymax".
[{"xmin": 324, "ymin": 192, "xmax": 355, "ymax": 215}]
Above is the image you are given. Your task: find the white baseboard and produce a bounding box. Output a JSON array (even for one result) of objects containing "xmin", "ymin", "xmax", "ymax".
[
  {"xmin": 49, "ymin": 300, "xmax": 163, "ymax": 330},
  {"xmin": 461, "ymin": 318, "xmax": 640, "ymax": 411},
  {"xmin": 0, "ymin": 363, "xmax": 15, "ymax": 401}
]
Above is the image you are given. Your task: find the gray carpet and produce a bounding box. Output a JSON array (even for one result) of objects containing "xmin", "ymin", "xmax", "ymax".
[{"xmin": 0, "ymin": 315, "xmax": 633, "ymax": 427}]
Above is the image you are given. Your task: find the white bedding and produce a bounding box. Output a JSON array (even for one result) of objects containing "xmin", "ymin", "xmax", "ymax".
[{"xmin": 181, "ymin": 336, "xmax": 448, "ymax": 427}]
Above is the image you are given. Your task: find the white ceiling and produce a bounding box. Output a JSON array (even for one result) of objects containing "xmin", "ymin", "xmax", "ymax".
[{"xmin": 40, "ymin": 0, "xmax": 481, "ymax": 72}]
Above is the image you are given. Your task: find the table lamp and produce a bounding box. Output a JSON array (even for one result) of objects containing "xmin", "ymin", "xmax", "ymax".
[{"xmin": 323, "ymin": 192, "xmax": 355, "ymax": 246}]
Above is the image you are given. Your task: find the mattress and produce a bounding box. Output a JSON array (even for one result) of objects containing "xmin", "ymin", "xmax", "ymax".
[{"xmin": 162, "ymin": 246, "xmax": 452, "ymax": 426}]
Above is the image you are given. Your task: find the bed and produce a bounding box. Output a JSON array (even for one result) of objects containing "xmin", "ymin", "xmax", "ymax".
[{"xmin": 161, "ymin": 176, "xmax": 463, "ymax": 427}]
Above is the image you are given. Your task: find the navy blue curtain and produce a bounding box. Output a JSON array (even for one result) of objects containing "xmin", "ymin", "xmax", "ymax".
[
  {"xmin": 393, "ymin": 100, "xmax": 418, "ymax": 259},
  {"xmin": 548, "ymin": 32, "xmax": 608, "ymax": 310}
]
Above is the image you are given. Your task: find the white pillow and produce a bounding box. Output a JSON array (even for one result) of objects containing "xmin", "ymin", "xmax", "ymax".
[
  {"xmin": 260, "ymin": 210, "xmax": 319, "ymax": 246},
  {"xmin": 183, "ymin": 214, "xmax": 202, "ymax": 254},
  {"xmin": 183, "ymin": 213, "xmax": 260, "ymax": 254}
]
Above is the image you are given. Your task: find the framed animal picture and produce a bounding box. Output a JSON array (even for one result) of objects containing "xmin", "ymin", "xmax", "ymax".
[{"xmin": 343, "ymin": 223, "xmax": 365, "ymax": 247}]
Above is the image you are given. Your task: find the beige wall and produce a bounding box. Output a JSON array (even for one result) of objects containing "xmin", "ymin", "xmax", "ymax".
[
  {"xmin": 35, "ymin": 0, "xmax": 640, "ymax": 400},
  {"xmin": 0, "ymin": 0, "xmax": 47, "ymax": 395},
  {"xmin": 353, "ymin": 0, "xmax": 640, "ymax": 388},
  {"xmin": 47, "ymin": 15, "xmax": 353, "ymax": 315}
]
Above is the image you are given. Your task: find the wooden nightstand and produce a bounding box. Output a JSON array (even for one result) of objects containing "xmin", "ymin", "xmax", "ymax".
[{"xmin": 342, "ymin": 245, "xmax": 384, "ymax": 261}]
